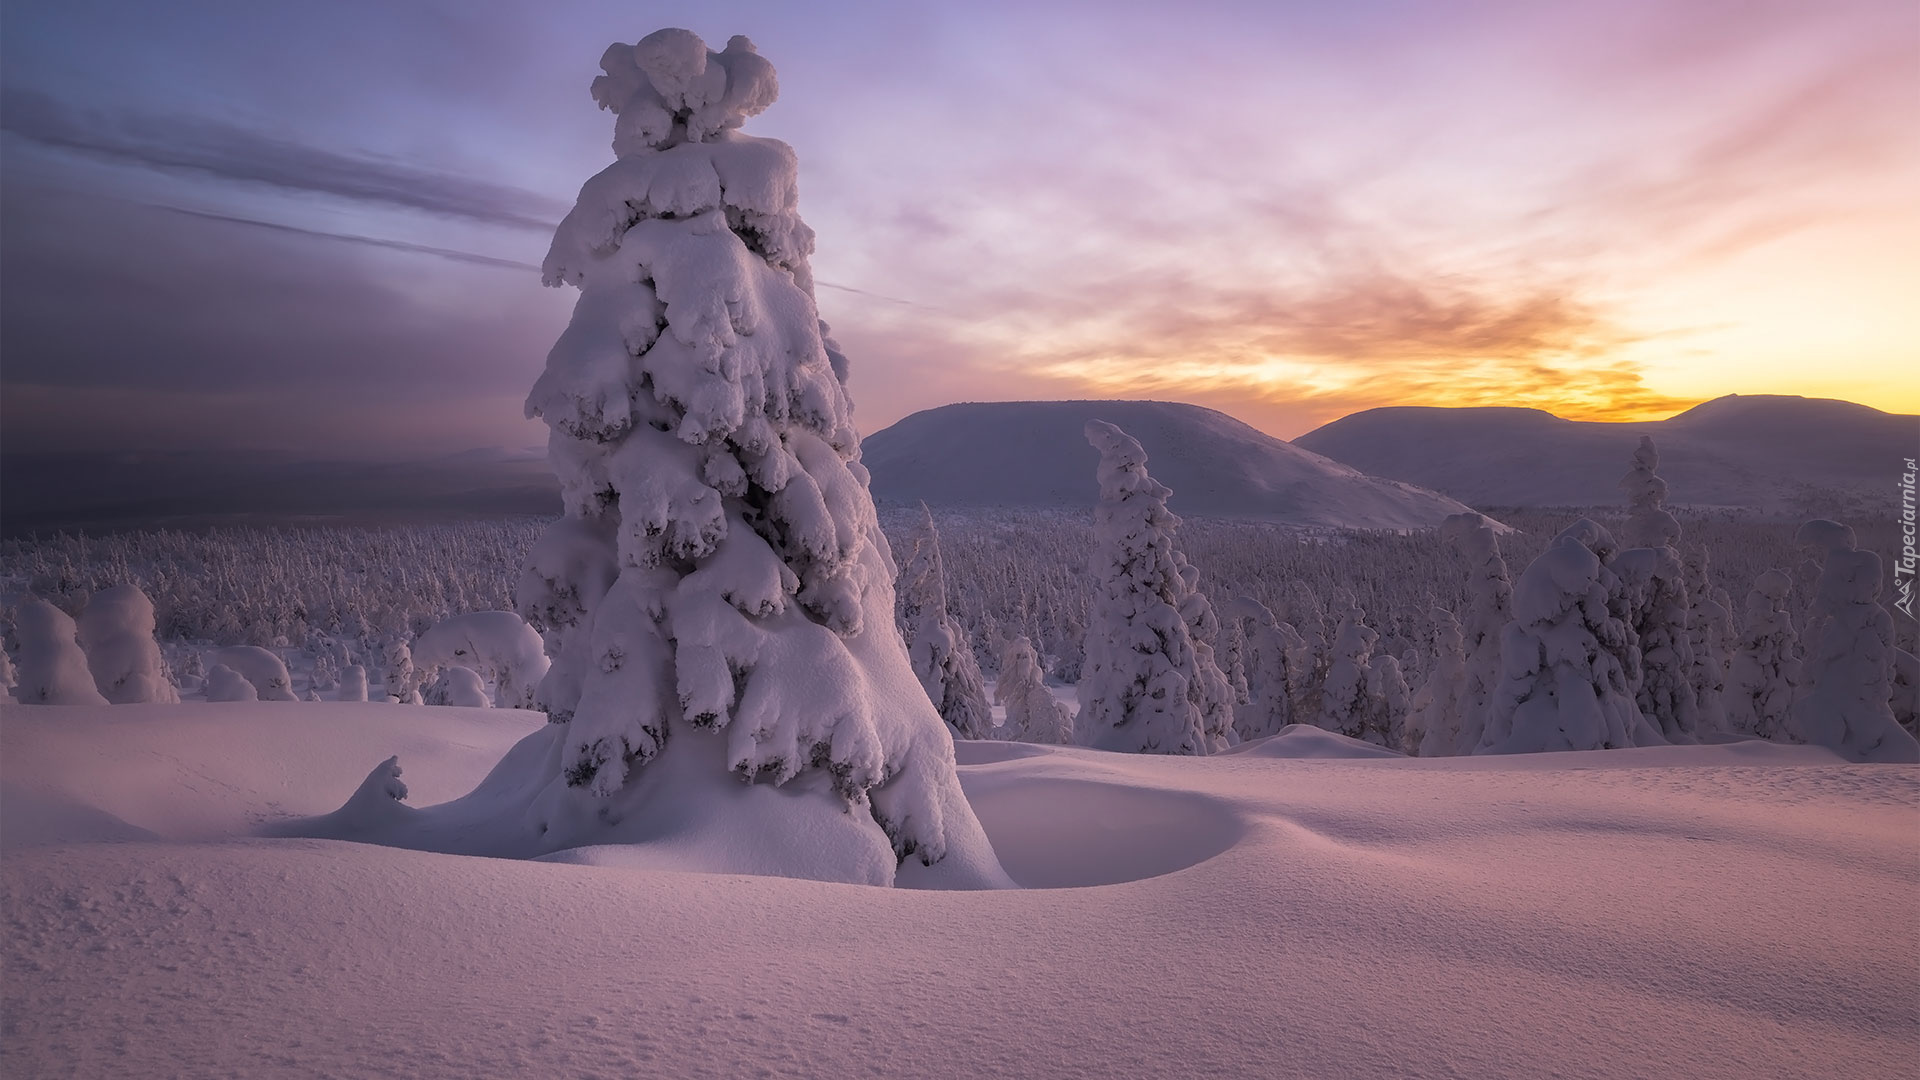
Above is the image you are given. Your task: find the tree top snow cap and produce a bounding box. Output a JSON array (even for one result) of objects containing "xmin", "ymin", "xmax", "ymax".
[{"xmin": 593, "ymin": 29, "xmax": 779, "ymax": 155}]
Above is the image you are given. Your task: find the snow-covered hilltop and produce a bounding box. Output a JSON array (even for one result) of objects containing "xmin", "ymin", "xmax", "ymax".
[
  {"xmin": 864, "ymin": 400, "xmax": 1477, "ymax": 529},
  {"xmin": 1294, "ymin": 394, "xmax": 1914, "ymax": 515}
]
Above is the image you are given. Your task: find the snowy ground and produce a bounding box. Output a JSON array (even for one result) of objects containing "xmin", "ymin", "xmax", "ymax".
[{"xmin": 3, "ymin": 703, "xmax": 1914, "ymax": 1079}]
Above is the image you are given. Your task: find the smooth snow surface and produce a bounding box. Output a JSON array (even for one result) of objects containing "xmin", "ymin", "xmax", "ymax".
[
  {"xmin": 4, "ymin": 702, "xmax": 1913, "ymax": 1079},
  {"xmin": 864, "ymin": 400, "xmax": 1477, "ymax": 529},
  {"xmin": 1294, "ymin": 394, "xmax": 1915, "ymax": 514}
]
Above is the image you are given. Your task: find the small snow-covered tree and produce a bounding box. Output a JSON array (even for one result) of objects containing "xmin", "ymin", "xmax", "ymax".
[
  {"xmin": 12, "ymin": 599, "xmax": 108, "ymax": 705},
  {"xmin": 1440, "ymin": 512, "xmax": 1512, "ymax": 755},
  {"xmin": 504, "ymin": 29, "xmax": 1003, "ymax": 883},
  {"xmin": 995, "ymin": 635, "xmax": 1074, "ymax": 744},
  {"xmin": 1786, "ymin": 526, "xmax": 1919, "ymax": 762},
  {"xmin": 210, "ymin": 645, "xmax": 298, "ymax": 702},
  {"xmin": 1479, "ymin": 520, "xmax": 1663, "ymax": 754},
  {"xmin": 1316, "ymin": 606, "xmax": 1379, "ymax": 741},
  {"xmin": 1406, "ymin": 606, "xmax": 1466, "ymax": 756},
  {"xmin": 1683, "ymin": 547, "xmax": 1733, "ymax": 734},
  {"xmin": 899, "ymin": 506, "xmax": 993, "ymax": 740},
  {"xmin": 204, "ymin": 664, "xmax": 258, "ymax": 703},
  {"xmin": 1613, "ymin": 436, "xmax": 1700, "ymax": 743},
  {"xmin": 77, "ymin": 584, "xmax": 179, "ymax": 704},
  {"xmin": 1226, "ymin": 596, "xmax": 1311, "ymax": 741},
  {"xmin": 1725, "ymin": 569, "xmax": 1800, "ymax": 739},
  {"xmin": 426, "ymin": 666, "xmax": 493, "ymax": 708},
  {"xmin": 1174, "ymin": 552, "xmax": 1238, "ymax": 751},
  {"xmin": 337, "ymin": 664, "xmax": 370, "ymax": 703},
  {"xmin": 0, "ymin": 648, "xmax": 16, "ymax": 703},
  {"xmin": 411, "ymin": 611, "xmax": 550, "ymax": 710},
  {"xmin": 1367, "ymin": 653, "xmax": 1411, "ymax": 751},
  {"xmin": 378, "ymin": 637, "xmax": 420, "ymax": 704},
  {"xmin": 1076, "ymin": 420, "xmax": 1221, "ymax": 756}
]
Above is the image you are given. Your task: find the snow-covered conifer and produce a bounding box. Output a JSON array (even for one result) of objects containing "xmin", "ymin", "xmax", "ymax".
[
  {"xmin": 1406, "ymin": 607, "xmax": 1466, "ymax": 756},
  {"xmin": 377, "ymin": 638, "xmax": 420, "ymax": 705},
  {"xmin": 1316, "ymin": 606, "xmax": 1379, "ymax": 741},
  {"xmin": 411, "ymin": 611, "xmax": 550, "ymax": 710},
  {"xmin": 77, "ymin": 584, "xmax": 178, "ymax": 704},
  {"xmin": 1613, "ymin": 437, "xmax": 1699, "ymax": 743},
  {"xmin": 1174, "ymin": 552, "xmax": 1237, "ymax": 751},
  {"xmin": 1440, "ymin": 512, "xmax": 1511, "ymax": 754},
  {"xmin": 337, "ymin": 664, "xmax": 370, "ymax": 703},
  {"xmin": 1787, "ymin": 526, "xmax": 1919, "ymax": 762},
  {"xmin": 427, "ymin": 666, "xmax": 493, "ymax": 708},
  {"xmin": 1479, "ymin": 520, "xmax": 1662, "ymax": 753},
  {"xmin": 995, "ymin": 635, "xmax": 1074, "ymax": 744},
  {"xmin": 1226, "ymin": 596, "xmax": 1310, "ymax": 741},
  {"xmin": 1725, "ymin": 570, "xmax": 1799, "ymax": 739},
  {"xmin": 209, "ymin": 645, "xmax": 298, "ymax": 702},
  {"xmin": 0, "ymin": 648, "xmax": 16, "ymax": 703},
  {"xmin": 899, "ymin": 507, "xmax": 993, "ymax": 740},
  {"xmin": 1076, "ymin": 420, "xmax": 1220, "ymax": 756},
  {"xmin": 1683, "ymin": 547, "xmax": 1732, "ymax": 734},
  {"xmin": 503, "ymin": 29, "xmax": 1003, "ymax": 883},
  {"xmin": 12, "ymin": 600, "xmax": 108, "ymax": 705},
  {"xmin": 1366, "ymin": 652, "xmax": 1411, "ymax": 751},
  {"xmin": 203, "ymin": 664, "xmax": 258, "ymax": 703}
]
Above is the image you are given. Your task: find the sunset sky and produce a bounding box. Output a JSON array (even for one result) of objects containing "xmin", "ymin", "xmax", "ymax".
[{"xmin": 2, "ymin": 0, "xmax": 1913, "ymax": 461}]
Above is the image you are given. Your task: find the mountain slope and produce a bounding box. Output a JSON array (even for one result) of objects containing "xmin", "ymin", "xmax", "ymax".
[
  {"xmin": 863, "ymin": 400, "xmax": 1476, "ymax": 529},
  {"xmin": 1293, "ymin": 394, "xmax": 1916, "ymax": 515}
]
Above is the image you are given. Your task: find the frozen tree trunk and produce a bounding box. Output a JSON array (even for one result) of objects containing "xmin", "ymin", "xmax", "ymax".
[
  {"xmin": 1725, "ymin": 570, "xmax": 1800, "ymax": 739},
  {"xmin": 995, "ymin": 635, "xmax": 1074, "ymax": 744},
  {"xmin": 410, "ymin": 611, "xmax": 550, "ymax": 710},
  {"xmin": 499, "ymin": 29, "xmax": 1005, "ymax": 886},
  {"xmin": 1440, "ymin": 513, "xmax": 1512, "ymax": 755},
  {"xmin": 12, "ymin": 600, "xmax": 108, "ymax": 706},
  {"xmin": 1406, "ymin": 607, "xmax": 1466, "ymax": 756},
  {"xmin": 1479, "ymin": 520, "xmax": 1661, "ymax": 754},
  {"xmin": 1076, "ymin": 420, "xmax": 1221, "ymax": 756},
  {"xmin": 1786, "ymin": 526, "xmax": 1919, "ymax": 762},
  {"xmin": 899, "ymin": 506, "xmax": 993, "ymax": 739},
  {"xmin": 1613, "ymin": 436, "xmax": 1700, "ymax": 743},
  {"xmin": 77, "ymin": 584, "xmax": 178, "ymax": 704}
]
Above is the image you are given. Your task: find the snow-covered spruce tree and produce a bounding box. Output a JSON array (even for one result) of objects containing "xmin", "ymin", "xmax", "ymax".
[
  {"xmin": 411, "ymin": 611, "xmax": 551, "ymax": 710},
  {"xmin": 337, "ymin": 664, "xmax": 370, "ymax": 703},
  {"xmin": 1612, "ymin": 436, "xmax": 1700, "ymax": 743},
  {"xmin": 1316, "ymin": 605, "xmax": 1380, "ymax": 741},
  {"xmin": 378, "ymin": 637, "xmax": 420, "ymax": 704},
  {"xmin": 1683, "ymin": 546, "xmax": 1733, "ymax": 735},
  {"xmin": 1406, "ymin": 606, "xmax": 1466, "ymax": 756},
  {"xmin": 898, "ymin": 506, "xmax": 993, "ymax": 739},
  {"xmin": 1225, "ymin": 596, "xmax": 1309, "ymax": 741},
  {"xmin": 995, "ymin": 635, "xmax": 1074, "ymax": 744},
  {"xmin": 1173, "ymin": 551, "xmax": 1238, "ymax": 751},
  {"xmin": 204, "ymin": 664, "xmax": 258, "ymax": 703},
  {"xmin": 209, "ymin": 645, "xmax": 298, "ymax": 701},
  {"xmin": 1077, "ymin": 419, "xmax": 1223, "ymax": 755},
  {"xmin": 1366, "ymin": 653, "xmax": 1411, "ymax": 751},
  {"xmin": 1440, "ymin": 512, "xmax": 1512, "ymax": 755},
  {"xmin": 505, "ymin": 29, "xmax": 1004, "ymax": 885},
  {"xmin": 1787, "ymin": 525, "xmax": 1919, "ymax": 762},
  {"xmin": 0, "ymin": 648, "xmax": 16, "ymax": 703},
  {"xmin": 1724, "ymin": 569, "xmax": 1799, "ymax": 739},
  {"xmin": 77, "ymin": 584, "xmax": 179, "ymax": 704},
  {"xmin": 1479, "ymin": 519, "xmax": 1663, "ymax": 754},
  {"xmin": 12, "ymin": 599, "xmax": 108, "ymax": 705}
]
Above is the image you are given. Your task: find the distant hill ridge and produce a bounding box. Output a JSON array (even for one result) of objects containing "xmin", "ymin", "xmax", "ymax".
[
  {"xmin": 1292, "ymin": 393, "xmax": 1914, "ymax": 516},
  {"xmin": 861, "ymin": 400, "xmax": 1476, "ymax": 530}
]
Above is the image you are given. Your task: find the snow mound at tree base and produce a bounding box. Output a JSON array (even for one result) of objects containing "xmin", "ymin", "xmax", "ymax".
[{"xmin": 4, "ymin": 702, "xmax": 1915, "ymax": 1079}]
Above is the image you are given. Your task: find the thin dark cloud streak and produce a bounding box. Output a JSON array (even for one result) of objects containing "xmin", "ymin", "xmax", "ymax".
[
  {"xmin": 151, "ymin": 204, "xmax": 543, "ymax": 273},
  {"xmin": 1, "ymin": 87, "xmax": 571, "ymax": 230}
]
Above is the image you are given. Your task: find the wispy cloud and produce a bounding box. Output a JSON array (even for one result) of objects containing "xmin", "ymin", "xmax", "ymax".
[{"xmin": 1, "ymin": 88, "xmax": 570, "ymax": 230}]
